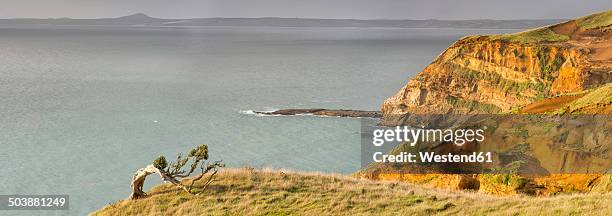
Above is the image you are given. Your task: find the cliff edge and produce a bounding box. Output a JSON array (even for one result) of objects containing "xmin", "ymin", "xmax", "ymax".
[
  {"xmin": 369, "ymin": 10, "xmax": 612, "ymax": 196},
  {"xmin": 93, "ymin": 168, "xmax": 612, "ymax": 215},
  {"xmin": 382, "ymin": 10, "xmax": 612, "ymax": 117}
]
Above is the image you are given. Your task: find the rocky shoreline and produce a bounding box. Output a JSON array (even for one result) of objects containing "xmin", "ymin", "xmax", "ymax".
[{"xmin": 254, "ymin": 108, "xmax": 382, "ymax": 118}]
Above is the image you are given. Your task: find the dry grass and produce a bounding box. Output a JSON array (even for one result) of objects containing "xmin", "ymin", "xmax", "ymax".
[
  {"xmin": 519, "ymin": 93, "xmax": 586, "ymax": 114},
  {"xmin": 566, "ymin": 83, "xmax": 612, "ymax": 113},
  {"xmin": 576, "ymin": 10, "xmax": 612, "ymax": 30},
  {"xmin": 488, "ymin": 10, "xmax": 611, "ymax": 44},
  {"xmin": 92, "ymin": 168, "xmax": 611, "ymax": 216},
  {"xmin": 516, "ymin": 83, "xmax": 612, "ymax": 114},
  {"xmin": 489, "ymin": 27, "xmax": 569, "ymax": 44}
]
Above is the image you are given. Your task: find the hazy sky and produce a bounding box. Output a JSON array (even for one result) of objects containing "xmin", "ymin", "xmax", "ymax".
[{"xmin": 0, "ymin": 0, "xmax": 609, "ymax": 19}]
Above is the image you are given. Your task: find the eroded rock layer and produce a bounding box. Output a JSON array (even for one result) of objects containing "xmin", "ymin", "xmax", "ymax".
[{"xmin": 382, "ymin": 11, "xmax": 612, "ymax": 118}]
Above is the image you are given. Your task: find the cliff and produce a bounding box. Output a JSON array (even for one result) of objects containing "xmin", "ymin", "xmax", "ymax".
[
  {"xmin": 382, "ymin": 10, "xmax": 612, "ymax": 117},
  {"xmin": 367, "ymin": 10, "xmax": 612, "ymax": 196}
]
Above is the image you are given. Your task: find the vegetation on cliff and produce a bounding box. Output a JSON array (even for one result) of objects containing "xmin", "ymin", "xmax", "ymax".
[
  {"xmin": 520, "ymin": 83, "xmax": 612, "ymax": 114},
  {"xmin": 491, "ymin": 28, "xmax": 569, "ymax": 43},
  {"xmin": 373, "ymin": 10, "xmax": 611, "ymax": 196},
  {"xmin": 488, "ymin": 11, "xmax": 612, "ymax": 44},
  {"xmin": 93, "ymin": 168, "xmax": 612, "ymax": 216},
  {"xmin": 382, "ymin": 10, "xmax": 611, "ymax": 116},
  {"xmin": 129, "ymin": 144, "xmax": 224, "ymax": 200},
  {"xmin": 577, "ymin": 10, "xmax": 612, "ymax": 30}
]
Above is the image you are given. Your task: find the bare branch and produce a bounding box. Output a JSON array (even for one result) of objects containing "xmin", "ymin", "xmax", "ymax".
[{"xmin": 187, "ymin": 161, "xmax": 224, "ymax": 192}]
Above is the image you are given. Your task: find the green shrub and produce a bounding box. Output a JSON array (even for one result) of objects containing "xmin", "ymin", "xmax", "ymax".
[{"xmin": 154, "ymin": 156, "xmax": 168, "ymax": 169}]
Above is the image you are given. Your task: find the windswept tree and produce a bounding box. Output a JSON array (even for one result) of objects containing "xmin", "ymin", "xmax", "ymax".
[{"xmin": 129, "ymin": 144, "xmax": 224, "ymax": 200}]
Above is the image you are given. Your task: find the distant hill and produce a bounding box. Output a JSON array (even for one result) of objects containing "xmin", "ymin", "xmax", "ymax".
[{"xmin": 0, "ymin": 13, "xmax": 563, "ymax": 29}]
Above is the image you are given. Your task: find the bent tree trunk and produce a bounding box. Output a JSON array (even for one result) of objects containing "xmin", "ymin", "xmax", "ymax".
[
  {"xmin": 129, "ymin": 165, "xmax": 189, "ymax": 200},
  {"xmin": 130, "ymin": 165, "xmax": 161, "ymax": 200}
]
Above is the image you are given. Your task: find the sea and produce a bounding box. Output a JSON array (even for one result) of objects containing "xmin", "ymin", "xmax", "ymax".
[{"xmin": 0, "ymin": 25, "xmax": 514, "ymax": 215}]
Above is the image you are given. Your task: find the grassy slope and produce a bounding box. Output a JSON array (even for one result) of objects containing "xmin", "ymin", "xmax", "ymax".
[
  {"xmin": 489, "ymin": 10, "xmax": 611, "ymax": 43},
  {"xmin": 490, "ymin": 27, "xmax": 569, "ymax": 43},
  {"xmin": 93, "ymin": 168, "xmax": 611, "ymax": 216},
  {"xmin": 566, "ymin": 83, "xmax": 612, "ymax": 113},
  {"xmin": 518, "ymin": 83, "xmax": 612, "ymax": 114},
  {"xmin": 576, "ymin": 10, "xmax": 612, "ymax": 30}
]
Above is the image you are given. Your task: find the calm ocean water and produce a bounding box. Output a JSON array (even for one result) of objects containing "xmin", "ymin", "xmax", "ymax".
[{"xmin": 0, "ymin": 26, "xmax": 513, "ymax": 215}]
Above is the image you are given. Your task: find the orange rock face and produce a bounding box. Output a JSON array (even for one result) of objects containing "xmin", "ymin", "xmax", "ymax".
[
  {"xmin": 382, "ymin": 25, "xmax": 611, "ymax": 116},
  {"xmin": 371, "ymin": 11, "xmax": 612, "ymax": 196}
]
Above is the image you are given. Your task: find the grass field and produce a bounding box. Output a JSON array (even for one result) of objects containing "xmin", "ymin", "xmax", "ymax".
[
  {"xmin": 517, "ymin": 83, "xmax": 612, "ymax": 114},
  {"xmin": 576, "ymin": 10, "xmax": 612, "ymax": 30},
  {"xmin": 490, "ymin": 28, "xmax": 569, "ymax": 44},
  {"xmin": 490, "ymin": 10, "xmax": 611, "ymax": 43},
  {"xmin": 93, "ymin": 168, "xmax": 612, "ymax": 216}
]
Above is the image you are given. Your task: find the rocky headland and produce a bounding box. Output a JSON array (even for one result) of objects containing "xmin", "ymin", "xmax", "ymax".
[
  {"xmin": 382, "ymin": 10, "xmax": 611, "ymax": 118},
  {"xmin": 254, "ymin": 108, "xmax": 382, "ymax": 118},
  {"xmin": 364, "ymin": 10, "xmax": 612, "ymax": 196}
]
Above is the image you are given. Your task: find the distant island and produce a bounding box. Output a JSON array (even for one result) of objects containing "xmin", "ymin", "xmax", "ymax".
[{"xmin": 0, "ymin": 13, "xmax": 564, "ymax": 29}]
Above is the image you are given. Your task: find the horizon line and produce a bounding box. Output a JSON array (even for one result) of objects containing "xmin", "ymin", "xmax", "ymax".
[{"xmin": 0, "ymin": 13, "xmax": 570, "ymax": 21}]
